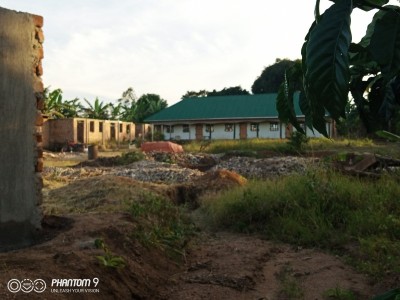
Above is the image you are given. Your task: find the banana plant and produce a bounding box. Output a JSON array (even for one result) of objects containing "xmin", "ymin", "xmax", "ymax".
[
  {"xmin": 42, "ymin": 88, "xmax": 66, "ymax": 119},
  {"xmin": 82, "ymin": 97, "xmax": 110, "ymax": 119},
  {"xmin": 43, "ymin": 88, "xmax": 82, "ymax": 119},
  {"xmin": 277, "ymin": 0, "xmax": 400, "ymax": 137}
]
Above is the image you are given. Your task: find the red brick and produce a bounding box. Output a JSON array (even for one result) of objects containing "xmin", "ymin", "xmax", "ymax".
[
  {"xmin": 36, "ymin": 61, "xmax": 43, "ymax": 76},
  {"xmin": 32, "ymin": 15, "xmax": 44, "ymax": 28},
  {"xmin": 37, "ymin": 47, "xmax": 44, "ymax": 59},
  {"xmin": 35, "ymin": 173, "xmax": 43, "ymax": 189},
  {"xmin": 37, "ymin": 97, "xmax": 45, "ymax": 110},
  {"xmin": 33, "ymin": 79, "xmax": 44, "ymax": 93},
  {"xmin": 35, "ymin": 28, "xmax": 45, "ymax": 43},
  {"xmin": 36, "ymin": 133, "xmax": 43, "ymax": 143},
  {"xmin": 37, "ymin": 147, "xmax": 43, "ymax": 159},
  {"xmin": 36, "ymin": 110, "xmax": 44, "ymax": 126},
  {"xmin": 35, "ymin": 158, "xmax": 44, "ymax": 172}
]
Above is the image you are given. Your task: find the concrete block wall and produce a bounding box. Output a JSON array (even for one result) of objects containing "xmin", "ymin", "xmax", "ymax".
[{"xmin": 0, "ymin": 7, "xmax": 44, "ymax": 251}]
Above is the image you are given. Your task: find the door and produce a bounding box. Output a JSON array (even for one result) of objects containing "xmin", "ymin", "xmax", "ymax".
[
  {"xmin": 110, "ymin": 123, "xmax": 116, "ymax": 140},
  {"xmin": 195, "ymin": 124, "xmax": 203, "ymax": 140},
  {"xmin": 240, "ymin": 123, "xmax": 247, "ymax": 139},
  {"xmin": 77, "ymin": 121, "xmax": 84, "ymax": 143},
  {"xmin": 285, "ymin": 124, "xmax": 293, "ymax": 138}
]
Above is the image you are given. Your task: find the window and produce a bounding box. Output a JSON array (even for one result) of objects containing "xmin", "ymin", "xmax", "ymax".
[
  {"xmin": 165, "ymin": 125, "xmax": 174, "ymax": 133},
  {"xmin": 182, "ymin": 124, "xmax": 189, "ymax": 133},
  {"xmin": 126, "ymin": 124, "xmax": 131, "ymax": 134},
  {"xmin": 205, "ymin": 125, "xmax": 214, "ymax": 132},
  {"xmin": 154, "ymin": 125, "xmax": 162, "ymax": 132},
  {"xmin": 224, "ymin": 124, "xmax": 233, "ymax": 132},
  {"xmin": 99, "ymin": 122, "xmax": 103, "ymax": 133},
  {"xmin": 250, "ymin": 123, "xmax": 259, "ymax": 132},
  {"xmin": 270, "ymin": 122, "xmax": 279, "ymax": 131},
  {"xmin": 90, "ymin": 121, "xmax": 95, "ymax": 132},
  {"xmin": 119, "ymin": 124, "xmax": 123, "ymax": 133}
]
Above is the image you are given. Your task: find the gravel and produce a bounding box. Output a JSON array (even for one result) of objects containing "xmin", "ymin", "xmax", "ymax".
[{"xmin": 44, "ymin": 153, "xmax": 315, "ymax": 184}]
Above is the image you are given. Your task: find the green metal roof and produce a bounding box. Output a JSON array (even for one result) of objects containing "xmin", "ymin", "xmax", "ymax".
[{"xmin": 145, "ymin": 92, "xmax": 302, "ymax": 123}]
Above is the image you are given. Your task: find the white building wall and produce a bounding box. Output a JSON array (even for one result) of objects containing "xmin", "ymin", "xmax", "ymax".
[
  {"xmin": 247, "ymin": 123, "xmax": 258, "ymax": 139},
  {"xmin": 293, "ymin": 123, "xmax": 329, "ymax": 138},
  {"xmin": 162, "ymin": 124, "xmax": 193, "ymax": 140},
  {"xmin": 210, "ymin": 124, "xmax": 236, "ymax": 139},
  {"xmin": 157, "ymin": 121, "xmax": 331, "ymax": 140},
  {"xmin": 234, "ymin": 124, "xmax": 240, "ymax": 140},
  {"xmin": 259, "ymin": 122, "xmax": 281, "ymax": 139}
]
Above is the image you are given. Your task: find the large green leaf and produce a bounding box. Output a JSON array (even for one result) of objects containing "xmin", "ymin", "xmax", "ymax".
[
  {"xmin": 299, "ymin": 92, "xmax": 314, "ymax": 131},
  {"xmin": 329, "ymin": 0, "xmax": 389, "ymax": 11},
  {"xmin": 276, "ymin": 74, "xmax": 304, "ymax": 134},
  {"xmin": 305, "ymin": 0, "xmax": 352, "ymax": 124},
  {"xmin": 368, "ymin": 6, "xmax": 400, "ymax": 79}
]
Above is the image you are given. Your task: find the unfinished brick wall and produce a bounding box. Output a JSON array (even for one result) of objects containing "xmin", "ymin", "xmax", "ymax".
[{"xmin": 0, "ymin": 7, "xmax": 44, "ymax": 251}]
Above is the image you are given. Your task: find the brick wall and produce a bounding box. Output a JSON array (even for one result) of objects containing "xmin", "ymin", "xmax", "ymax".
[
  {"xmin": 0, "ymin": 7, "xmax": 44, "ymax": 251},
  {"xmin": 43, "ymin": 118, "xmax": 136, "ymax": 150}
]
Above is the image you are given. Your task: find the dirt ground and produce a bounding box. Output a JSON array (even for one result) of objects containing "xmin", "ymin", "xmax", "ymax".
[
  {"xmin": 0, "ymin": 152, "xmax": 393, "ymax": 299},
  {"xmin": 0, "ymin": 211, "xmax": 377, "ymax": 300}
]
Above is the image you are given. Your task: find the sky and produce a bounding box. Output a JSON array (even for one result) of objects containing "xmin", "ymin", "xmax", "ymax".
[{"xmin": 1, "ymin": 0, "xmax": 398, "ymax": 105}]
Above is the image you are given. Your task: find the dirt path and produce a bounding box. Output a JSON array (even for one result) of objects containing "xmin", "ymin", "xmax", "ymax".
[{"xmin": 162, "ymin": 232, "xmax": 373, "ymax": 300}]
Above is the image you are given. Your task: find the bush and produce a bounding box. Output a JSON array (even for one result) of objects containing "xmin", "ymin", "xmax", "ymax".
[
  {"xmin": 287, "ymin": 131, "xmax": 309, "ymax": 152},
  {"xmin": 145, "ymin": 130, "xmax": 165, "ymax": 141},
  {"xmin": 201, "ymin": 169, "xmax": 400, "ymax": 279},
  {"xmin": 116, "ymin": 151, "xmax": 144, "ymax": 165},
  {"xmin": 130, "ymin": 193, "xmax": 196, "ymax": 259}
]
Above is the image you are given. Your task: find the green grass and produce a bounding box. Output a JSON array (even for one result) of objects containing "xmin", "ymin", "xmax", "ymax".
[
  {"xmin": 201, "ymin": 168, "xmax": 400, "ymax": 279},
  {"xmin": 183, "ymin": 138, "xmax": 288, "ymax": 153},
  {"xmin": 277, "ymin": 264, "xmax": 304, "ymax": 299},
  {"xmin": 182, "ymin": 137, "xmax": 392, "ymax": 156},
  {"xmin": 130, "ymin": 192, "xmax": 196, "ymax": 259},
  {"xmin": 323, "ymin": 286, "xmax": 356, "ymax": 300}
]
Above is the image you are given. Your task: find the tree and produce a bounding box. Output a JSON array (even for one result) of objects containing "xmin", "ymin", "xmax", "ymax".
[
  {"xmin": 118, "ymin": 87, "xmax": 138, "ymax": 122},
  {"xmin": 108, "ymin": 103, "xmax": 122, "ymax": 120},
  {"xmin": 181, "ymin": 86, "xmax": 250, "ymax": 99},
  {"xmin": 208, "ymin": 86, "xmax": 250, "ymax": 97},
  {"xmin": 118, "ymin": 87, "xmax": 137, "ymax": 106},
  {"xmin": 277, "ymin": 0, "xmax": 400, "ymax": 137},
  {"xmin": 62, "ymin": 98, "xmax": 83, "ymax": 118},
  {"xmin": 135, "ymin": 93, "xmax": 168, "ymax": 123},
  {"xmin": 252, "ymin": 59, "xmax": 297, "ymax": 94},
  {"xmin": 42, "ymin": 88, "xmax": 82, "ymax": 119},
  {"xmin": 181, "ymin": 90, "xmax": 208, "ymax": 99},
  {"xmin": 82, "ymin": 97, "xmax": 110, "ymax": 119}
]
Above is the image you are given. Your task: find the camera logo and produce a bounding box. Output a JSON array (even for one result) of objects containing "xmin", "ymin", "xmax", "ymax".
[{"xmin": 7, "ymin": 279, "xmax": 46, "ymax": 293}]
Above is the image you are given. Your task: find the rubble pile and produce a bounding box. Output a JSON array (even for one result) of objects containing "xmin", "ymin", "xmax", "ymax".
[
  {"xmin": 114, "ymin": 160, "xmax": 204, "ymax": 183},
  {"xmin": 43, "ymin": 167, "xmax": 108, "ymax": 181},
  {"xmin": 212, "ymin": 156, "xmax": 311, "ymax": 179},
  {"xmin": 44, "ymin": 152, "xmax": 316, "ymax": 184}
]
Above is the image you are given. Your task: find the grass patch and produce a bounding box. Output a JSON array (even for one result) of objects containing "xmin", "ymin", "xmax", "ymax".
[
  {"xmin": 182, "ymin": 137, "xmax": 390, "ymax": 156},
  {"xmin": 323, "ymin": 286, "xmax": 356, "ymax": 300},
  {"xmin": 183, "ymin": 138, "xmax": 288, "ymax": 154},
  {"xmin": 44, "ymin": 159, "xmax": 81, "ymax": 168},
  {"xmin": 277, "ymin": 264, "xmax": 304, "ymax": 299},
  {"xmin": 201, "ymin": 168, "xmax": 400, "ymax": 279},
  {"xmin": 130, "ymin": 192, "xmax": 196, "ymax": 259}
]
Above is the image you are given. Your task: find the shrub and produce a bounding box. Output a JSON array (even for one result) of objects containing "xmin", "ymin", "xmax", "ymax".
[
  {"xmin": 130, "ymin": 192, "xmax": 196, "ymax": 259},
  {"xmin": 116, "ymin": 151, "xmax": 144, "ymax": 165},
  {"xmin": 201, "ymin": 169, "xmax": 400, "ymax": 278}
]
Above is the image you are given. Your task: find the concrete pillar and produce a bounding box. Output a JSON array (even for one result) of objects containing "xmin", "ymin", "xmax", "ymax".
[{"xmin": 0, "ymin": 7, "xmax": 44, "ymax": 251}]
